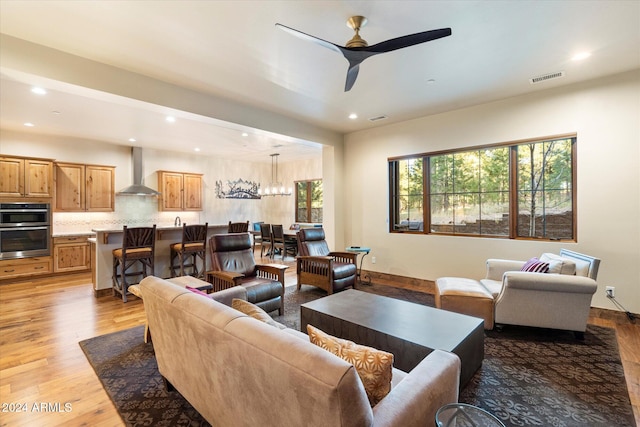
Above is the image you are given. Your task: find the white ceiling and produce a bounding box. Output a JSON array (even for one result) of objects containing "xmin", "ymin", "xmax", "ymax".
[{"xmin": 1, "ymin": 0, "xmax": 639, "ymax": 163}]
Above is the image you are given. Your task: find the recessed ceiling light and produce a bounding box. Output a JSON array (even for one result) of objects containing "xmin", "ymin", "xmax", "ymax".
[
  {"xmin": 166, "ymin": 116, "xmax": 176, "ymax": 123},
  {"xmin": 51, "ymin": 110, "xmax": 61, "ymax": 115},
  {"xmin": 348, "ymin": 113, "xmax": 358, "ymax": 120},
  {"xmin": 129, "ymin": 138, "xmax": 137, "ymax": 142},
  {"xmin": 571, "ymin": 52, "xmax": 591, "ymax": 61},
  {"xmin": 31, "ymin": 87, "xmax": 47, "ymax": 95},
  {"xmin": 242, "ymin": 132, "xmax": 248, "ymax": 137},
  {"xmin": 24, "ymin": 122, "xmax": 35, "ymax": 127},
  {"xmin": 194, "ymin": 147, "xmax": 201, "ymax": 152}
]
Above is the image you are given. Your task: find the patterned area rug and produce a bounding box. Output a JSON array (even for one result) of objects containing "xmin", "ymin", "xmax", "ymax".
[{"xmin": 79, "ymin": 284, "xmax": 635, "ymax": 427}]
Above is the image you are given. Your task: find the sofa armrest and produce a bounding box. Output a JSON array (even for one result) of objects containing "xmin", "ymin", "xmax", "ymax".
[
  {"xmin": 372, "ymin": 349, "xmax": 460, "ymax": 427},
  {"xmin": 502, "ymin": 271, "xmax": 597, "ymax": 294},
  {"xmin": 485, "ymin": 258, "xmax": 526, "ymax": 281},
  {"xmin": 328, "ymin": 251, "xmax": 358, "ymax": 264},
  {"xmin": 210, "ymin": 286, "xmax": 247, "ymax": 306}
]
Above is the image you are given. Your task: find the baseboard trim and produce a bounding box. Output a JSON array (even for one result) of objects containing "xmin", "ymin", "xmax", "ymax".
[{"xmin": 364, "ymin": 270, "xmax": 435, "ymax": 294}]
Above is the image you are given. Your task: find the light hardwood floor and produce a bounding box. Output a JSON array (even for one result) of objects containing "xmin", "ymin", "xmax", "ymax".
[{"xmin": 1, "ymin": 260, "xmax": 638, "ymax": 426}]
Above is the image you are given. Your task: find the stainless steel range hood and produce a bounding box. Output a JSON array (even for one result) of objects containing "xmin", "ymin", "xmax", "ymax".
[{"xmin": 117, "ymin": 147, "xmax": 161, "ymax": 196}]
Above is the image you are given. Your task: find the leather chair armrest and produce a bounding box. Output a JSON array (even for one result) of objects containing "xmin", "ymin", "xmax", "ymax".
[
  {"xmin": 485, "ymin": 258, "xmax": 526, "ymax": 281},
  {"xmin": 207, "ymin": 270, "xmax": 245, "ymax": 292},
  {"xmin": 328, "ymin": 251, "xmax": 359, "ymax": 264},
  {"xmin": 502, "ymin": 271, "xmax": 597, "ymax": 294},
  {"xmin": 255, "ymin": 263, "xmax": 288, "ymax": 286}
]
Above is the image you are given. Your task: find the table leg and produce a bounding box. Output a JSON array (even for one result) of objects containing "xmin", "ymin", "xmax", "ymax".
[{"xmin": 357, "ymin": 252, "xmax": 371, "ymax": 286}]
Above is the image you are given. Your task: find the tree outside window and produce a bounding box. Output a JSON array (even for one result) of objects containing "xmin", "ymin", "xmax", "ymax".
[
  {"xmin": 296, "ymin": 179, "xmax": 322, "ymax": 223},
  {"xmin": 388, "ymin": 135, "xmax": 575, "ymax": 241}
]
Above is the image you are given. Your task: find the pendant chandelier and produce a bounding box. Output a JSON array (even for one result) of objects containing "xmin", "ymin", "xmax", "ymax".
[{"xmin": 258, "ymin": 153, "xmax": 292, "ymax": 197}]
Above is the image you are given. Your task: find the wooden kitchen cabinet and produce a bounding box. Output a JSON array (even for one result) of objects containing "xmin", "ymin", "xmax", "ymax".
[
  {"xmin": 55, "ymin": 162, "xmax": 115, "ymax": 212},
  {"xmin": 0, "ymin": 257, "xmax": 52, "ymax": 280},
  {"xmin": 53, "ymin": 236, "xmax": 91, "ymax": 273},
  {"xmin": 158, "ymin": 170, "xmax": 202, "ymax": 211},
  {"xmin": 0, "ymin": 155, "xmax": 53, "ymax": 198}
]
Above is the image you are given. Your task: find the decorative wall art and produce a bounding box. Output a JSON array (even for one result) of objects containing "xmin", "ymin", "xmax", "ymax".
[{"xmin": 215, "ymin": 179, "xmax": 261, "ymax": 199}]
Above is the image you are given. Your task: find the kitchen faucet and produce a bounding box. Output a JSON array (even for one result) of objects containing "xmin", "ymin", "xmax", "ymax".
[{"xmin": 175, "ymin": 216, "xmax": 181, "ymax": 227}]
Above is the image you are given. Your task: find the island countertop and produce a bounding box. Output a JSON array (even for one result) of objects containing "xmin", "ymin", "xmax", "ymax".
[
  {"xmin": 90, "ymin": 223, "xmax": 231, "ymax": 293},
  {"xmin": 92, "ymin": 224, "xmax": 229, "ymax": 244}
]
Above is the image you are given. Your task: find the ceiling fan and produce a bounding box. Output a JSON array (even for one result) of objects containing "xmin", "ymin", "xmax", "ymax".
[{"xmin": 276, "ymin": 16, "xmax": 451, "ymax": 92}]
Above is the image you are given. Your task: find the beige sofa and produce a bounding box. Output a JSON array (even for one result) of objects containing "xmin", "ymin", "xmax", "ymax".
[
  {"xmin": 139, "ymin": 276, "xmax": 461, "ymax": 427},
  {"xmin": 436, "ymin": 249, "xmax": 600, "ymax": 338}
]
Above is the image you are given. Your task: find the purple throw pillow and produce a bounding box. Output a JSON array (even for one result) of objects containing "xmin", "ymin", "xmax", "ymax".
[
  {"xmin": 186, "ymin": 286, "xmax": 210, "ymax": 297},
  {"xmin": 521, "ymin": 257, "xmax": 550, "ymax": 273}
]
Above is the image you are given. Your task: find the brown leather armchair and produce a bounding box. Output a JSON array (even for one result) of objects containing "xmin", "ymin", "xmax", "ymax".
[
  {"xmin": 296, "ymin": 228, "xmax": 358, "ymax": 294},
  {"xmin": 208, "ymin": 233, "xmax": 287, "ymax": 314}
]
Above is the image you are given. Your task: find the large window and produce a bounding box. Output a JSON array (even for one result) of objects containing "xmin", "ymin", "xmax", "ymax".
[
  {"xmin": 296, "ymin": 179, "xmax": 322, "ymax": 223},
  {"xmin": 389, "ymin": 135, "xmax": 575, "ymax": 240}
]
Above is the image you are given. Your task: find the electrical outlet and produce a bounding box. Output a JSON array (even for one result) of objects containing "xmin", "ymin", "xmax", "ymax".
[
  {"xmin": 371, "ymin": 256, "xmax": 376, "ymax": 264},
  {"xmin": 606, "ymin": 286, "xmax": 615, "ymax": 298}
]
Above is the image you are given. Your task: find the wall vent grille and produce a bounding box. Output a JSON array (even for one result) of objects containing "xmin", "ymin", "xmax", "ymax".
[{"xmin": 529, "ymin": 71, "xmax": 565, "ymax": 84}]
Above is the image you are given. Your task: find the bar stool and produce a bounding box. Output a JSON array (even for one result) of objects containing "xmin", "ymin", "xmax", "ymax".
[
  {"xmin": 169, "ymin": 223, "xmax": 208, "ymax": 278},
  {"xmin": 112, "ymin": 225, "xmax": 156, "ymax": 302}
]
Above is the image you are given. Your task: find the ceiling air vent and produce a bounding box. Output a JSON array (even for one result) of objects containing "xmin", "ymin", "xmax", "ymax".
[
  {"xmin": 529, "ymin": 71, "xmax": 565, "ymax": 84},
  {"xmin": 368, "ymin": 115, "xmax": 388, "ymax": 122}
]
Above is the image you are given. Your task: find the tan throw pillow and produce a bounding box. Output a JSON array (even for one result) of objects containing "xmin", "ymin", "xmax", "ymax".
[
  {"xmin": 231, "ymin": 299, "xmax": 286, "ymax": 330},
  {"xmin": 540, "ymin": 253, "xmax": 576, "ymax": 275},
  {"xmin": 307, "ymin": 324, "xmax": 393, "ymax": 406}
]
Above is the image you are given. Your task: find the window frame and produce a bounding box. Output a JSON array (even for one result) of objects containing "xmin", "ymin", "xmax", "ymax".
[
  {"xmin": 295, "ymin": 179, "xmax": 323, "ymax": 223},
  {"xmin": 388, "ymin": 134, "xmax": 577, "ymax": 241}
]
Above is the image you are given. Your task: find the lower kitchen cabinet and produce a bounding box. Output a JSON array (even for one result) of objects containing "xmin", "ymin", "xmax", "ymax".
[
  {"xmin": 53, "ymin": 236, "xmax": 91, "ymax": 273},
  {"xmin": 0, "ymin": 257, "xmax": 52, "ymax": 280}
]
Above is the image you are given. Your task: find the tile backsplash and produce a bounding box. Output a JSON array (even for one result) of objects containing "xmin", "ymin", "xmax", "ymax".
[{"xmin": 53, "ymin": 196, "xmax": 201, "ymax": 234}]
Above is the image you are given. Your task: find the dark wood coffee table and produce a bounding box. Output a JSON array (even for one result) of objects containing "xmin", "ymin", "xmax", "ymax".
[{"xmin": 300, "ymin": 289, "xmax": 484, "ymax": 387}]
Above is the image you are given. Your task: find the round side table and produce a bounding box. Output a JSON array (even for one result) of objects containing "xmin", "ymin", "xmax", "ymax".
[
  {"xmin": 346, "ymin": 246, "xmax": 371, "ymax": 286},
  {"xmin": 435, "ymin": 403, "xmax": 505, "ymax": 427}
]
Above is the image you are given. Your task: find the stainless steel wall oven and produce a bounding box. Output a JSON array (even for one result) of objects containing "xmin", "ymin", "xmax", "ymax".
[{"xmin": 0, "ymin": 202, "xmax": 51, "ymax": 260}]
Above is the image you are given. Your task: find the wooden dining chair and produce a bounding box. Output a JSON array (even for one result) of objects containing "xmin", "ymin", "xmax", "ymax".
[
  {"xmin": 271, "ymin": 224, "xmax": 297, "ymax": 259},
  {"xmin": 228, "ymin": 221, "xmax": 249, "ymax": 233}
]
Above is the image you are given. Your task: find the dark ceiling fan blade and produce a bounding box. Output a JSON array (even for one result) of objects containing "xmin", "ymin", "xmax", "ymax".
[
  {"xmin": 344, "ymin": 63, "xmax": 360, "ymax": 92},
  {"xmin": 365, "ymin": 28, "xmax": 452, "ymax": 53},
  {"xmin": 275, "ymin": 23, "xmax": 343, "ymax": 55}
]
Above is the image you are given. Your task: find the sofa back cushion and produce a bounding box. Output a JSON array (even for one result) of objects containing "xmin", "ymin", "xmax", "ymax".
[{"xmin": 140, "ymin": 277, "xmax": 373, "ymax": 427}]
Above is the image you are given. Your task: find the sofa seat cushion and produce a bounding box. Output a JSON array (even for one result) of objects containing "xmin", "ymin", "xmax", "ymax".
[
  {"xmin": 479, "ymin": 279, "xmax": 502, "ymax": 298},
  {"xmin": 307, "ymin": 325, "xmax": 393, "ymax": 406}
]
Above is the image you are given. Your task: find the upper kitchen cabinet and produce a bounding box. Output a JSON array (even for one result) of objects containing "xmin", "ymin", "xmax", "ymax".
[
  {"xmin": 55, "ymin": 162, "xmax": 115, "ymax": 212},
  {"xmin": 0, "ymin": 156, "xmax": 54, "ymax": 198},
  {"xmin": 158, "ymin": 170, "xmax": 203, "ymax": 211}
]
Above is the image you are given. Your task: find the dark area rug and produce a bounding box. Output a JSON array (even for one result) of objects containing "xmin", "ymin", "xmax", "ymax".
[{"xmin": 80, "ymin": 284, "xmax": 635, "ymax": 427}]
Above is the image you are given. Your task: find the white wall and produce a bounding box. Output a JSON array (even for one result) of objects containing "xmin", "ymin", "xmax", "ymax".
[{"xmin": 343, "ymin": 70, "xmax": 640, "ymax": 313}]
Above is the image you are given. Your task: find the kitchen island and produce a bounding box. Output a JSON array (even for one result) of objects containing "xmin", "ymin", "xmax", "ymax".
[{"xmin": 90, "ymin": 224, "xmax": 229, "ymax": 296}]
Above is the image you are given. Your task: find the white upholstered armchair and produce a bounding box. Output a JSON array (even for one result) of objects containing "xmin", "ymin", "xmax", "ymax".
[{"xmin": 482, "ymin": 249, "xmax": 600, "ymax": 338}]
